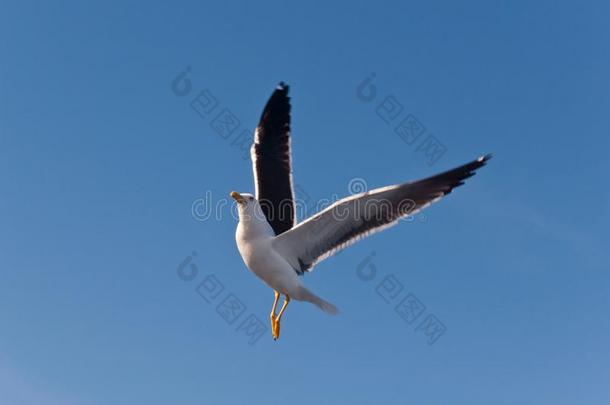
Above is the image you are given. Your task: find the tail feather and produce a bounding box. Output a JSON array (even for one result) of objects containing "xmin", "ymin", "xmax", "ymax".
[{"xmin": 295, "ymin": 286, "xmax": 339, "ymax": 315}]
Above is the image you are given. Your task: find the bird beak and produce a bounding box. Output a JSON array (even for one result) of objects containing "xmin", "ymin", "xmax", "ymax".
[{"xmin": 230, "ymin": 191, "xmax": 245, "ymax": 203}]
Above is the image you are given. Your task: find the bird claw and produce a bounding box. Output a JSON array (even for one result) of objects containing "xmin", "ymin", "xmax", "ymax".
[{"xmin": 271, "ymin": 318, "xmax": 281, "ymax": 340}]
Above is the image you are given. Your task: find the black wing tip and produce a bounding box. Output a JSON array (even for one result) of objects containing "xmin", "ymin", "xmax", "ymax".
[
  {"xmin": 462, "ymin": 153, "xmax": 492, "ymax": 175},
  {"xmin": 470, "ymin": 153, "xmax": 492, "ymax": 172},
  {"xmin": 277, "ymin": 81, "xmax": 289, "ymax": 93},
  {"xmin": 478, "ymin": 153, "xmax": 493, "ymax": 164},
  {"xmin": 462, "ymin": 153, "xmax": 493, "ymax": 179},
  {"xmin": 427, "ymin": 153, "xmax": 492, "ymax": 196},
  {"xmin": 259, "ymin": 82, "xmax": 291, "ymax": 123},
  {"xmin": 269, "ymin": 81, "xmax": 290, "ymax": 104}
]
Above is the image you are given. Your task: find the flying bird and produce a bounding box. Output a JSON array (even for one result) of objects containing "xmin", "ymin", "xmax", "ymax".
[{"xmin": 231, "ymin": 82, "xmax": 491, "ymax": 340}]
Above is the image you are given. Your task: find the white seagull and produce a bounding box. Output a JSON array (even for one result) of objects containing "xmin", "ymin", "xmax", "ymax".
[{"xmin": 231, "ymin": 83, "xmax": 491, "ymax": 340}]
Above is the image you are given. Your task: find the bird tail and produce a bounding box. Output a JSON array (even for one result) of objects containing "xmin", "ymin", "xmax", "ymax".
[{"xmin": 295, "ymin": 286, "xmax": 339, "ymax": 315}]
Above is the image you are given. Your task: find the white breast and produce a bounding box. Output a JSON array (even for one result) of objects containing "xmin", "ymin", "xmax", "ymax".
[{"xmin": 235, "ymin": 219, "xmax": 301, "ymax": 295}]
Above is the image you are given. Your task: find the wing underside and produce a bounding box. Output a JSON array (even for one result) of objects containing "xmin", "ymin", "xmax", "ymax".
[{"xmin": 273, "ymin": 155, "xmax": 492, "ymax": 274}]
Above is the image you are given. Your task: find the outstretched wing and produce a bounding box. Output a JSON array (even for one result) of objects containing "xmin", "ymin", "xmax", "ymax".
[
  {"xmin": 251, "ymin": 82, "xmax": 295, "ymax": 235},
  {"xmin": 272, "ymin": 155, "xmax": 492, "ymax": 274}
]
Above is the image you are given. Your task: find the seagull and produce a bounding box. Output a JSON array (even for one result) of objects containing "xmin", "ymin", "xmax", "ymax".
[{"xmin": 231, "ymin": 82, "xmax": 491, "ymax": 340}]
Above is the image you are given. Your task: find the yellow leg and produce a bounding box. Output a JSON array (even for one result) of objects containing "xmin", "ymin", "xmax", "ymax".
[
  {"xmin": 270, "ymin": 291, "xmax": 280, "ymax": 337},
  {"xmin": 272, "ymin": 296, "xmax": 290, "ymax": 340}
]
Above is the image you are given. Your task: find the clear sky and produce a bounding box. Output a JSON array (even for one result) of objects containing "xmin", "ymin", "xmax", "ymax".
[{"xmin": 1, "ymin": 1, "xmax": 609, "ymax": 404}]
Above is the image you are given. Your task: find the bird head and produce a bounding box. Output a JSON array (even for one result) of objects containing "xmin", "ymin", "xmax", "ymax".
[
  {"xmin": 229, "ymin": 191, "xmax": 255, "ymax": 206},
  {"xmin": 230, "ymin": 192, "xmax": 262, "ymax": 219},
  {"xmin": 230, "ymin": 191, "xmax": 275, "ymax": 236}
]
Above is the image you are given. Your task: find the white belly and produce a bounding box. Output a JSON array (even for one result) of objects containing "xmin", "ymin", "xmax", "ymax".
[{"xmin": 237, "ymin": 236, "xmax": 301, "ymax": 295}]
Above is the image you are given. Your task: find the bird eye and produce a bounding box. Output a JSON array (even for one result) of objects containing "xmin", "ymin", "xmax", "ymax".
[{"xmin": 249, "ymin": 196, "xmax": 254, "ymax": 201}]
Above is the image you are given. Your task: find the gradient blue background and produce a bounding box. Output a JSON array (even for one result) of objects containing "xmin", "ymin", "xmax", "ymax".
[{"xmin": 1, "ymin": 1, "xmax": 609, "ymax": 404}]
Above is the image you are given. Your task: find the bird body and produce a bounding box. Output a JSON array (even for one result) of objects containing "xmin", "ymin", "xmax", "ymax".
[
  {"xmin": 234, "ymin": 199, "xmax": 295, "ymax": 294},
  {"xmin": 230, "ymin": 82, "xmax": 490, "ymax": 340},
  {"xmin": 233, "ymin": 192, "xmax": 338, "ymax": 315}
]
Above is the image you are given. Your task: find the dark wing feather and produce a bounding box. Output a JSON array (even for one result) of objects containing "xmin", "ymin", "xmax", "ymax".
[
  {"xmin": 251, "ymin": 83, "xmax": 295, "ymax": 235},
  {"xmin": 273, "ymin": 155, "xmax": 491, "ymax": 274}
]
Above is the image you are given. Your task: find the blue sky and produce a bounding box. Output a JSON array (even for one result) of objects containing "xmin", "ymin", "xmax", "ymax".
[{"xmin": 1, "ymin": 0, "xmax": 609, "ymax": 404}]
